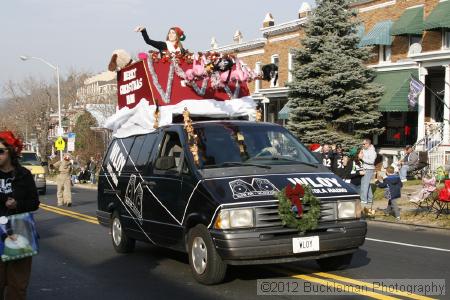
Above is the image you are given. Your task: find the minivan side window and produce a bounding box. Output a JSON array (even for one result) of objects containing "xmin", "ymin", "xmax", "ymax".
[
  {"xmin": 155, "ymin": 132, "xmax": 184, "ymax": 172},
  {"xmin": 135, "ymin": 133, "xmax": 157, "ymax": 171},
  {"xmin": 123, "ymin": 135, "xmax": 146, "ymax": 173}
]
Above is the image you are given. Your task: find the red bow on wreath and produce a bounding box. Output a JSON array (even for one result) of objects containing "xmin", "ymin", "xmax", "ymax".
[{"xmin": 285, "ymin": 184, "xmax": 305, "ymax": 217}]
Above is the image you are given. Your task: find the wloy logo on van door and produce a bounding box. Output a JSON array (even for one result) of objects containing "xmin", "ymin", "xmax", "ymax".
[
  {"xmin": 106, "ymin": 141, "xmax": 126, "ymax": 187},
  {"xmin": 124, "ymin": 175, "xmax": 144, "ymax": 224},
  {"xmin": 229, "ymin": 178, "xmax": 279, "ymax": 199}
]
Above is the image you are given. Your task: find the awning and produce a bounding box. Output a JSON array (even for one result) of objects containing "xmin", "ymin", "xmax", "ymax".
[
  {"xmin": 359, "ymin": 21, "xmax": 393, "ymax": 46},
  {"xmin": 278, "ymin": 101, "xmax": 291, "ymax": 120},
  {"xmin": 391, "ymin": 6, "xmax": 424, "ymax": 35},
  {"xmin": 374, "ymin": 69, "xmax": 419, "ymax": 112},
  {"xmin": 423, "ymin": 0, "xmax": 450, "ymax": 30}
]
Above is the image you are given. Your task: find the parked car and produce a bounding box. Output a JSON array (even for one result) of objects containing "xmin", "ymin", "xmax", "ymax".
[
  {"xmin": 20, "ymin": 151, "xmax": 47, "ymax": 195},
  {"xmin": 97, "ymin": 121, "xmax": 366, "ymax": 284}
]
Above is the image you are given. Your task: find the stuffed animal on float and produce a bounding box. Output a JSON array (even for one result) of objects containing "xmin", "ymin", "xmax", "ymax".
[
  {"xmin": 185, "ymin": 54, "xmax": 207, "ymax": 81},
  {"xmin": 214, "ymin": 56, "xmax": 234, "ymax": 84},
  {"xmin": 230, "ymin": 58, "xmax": 249, "ymax": 82},
  {"xmin": 262, "ymin": 63, "xmax": 279, "ymax": 86},
  {"xmin": 108, "ymin": 49, "xmax": 134, "ymax": 72}
]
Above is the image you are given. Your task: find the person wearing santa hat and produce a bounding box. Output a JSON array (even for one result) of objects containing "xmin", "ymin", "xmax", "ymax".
[
  {"xmin": 0, "ymin": 131, "xmax": 40, "ymax": 300},
  {"xmin": 135, "ymin": 26, "xmax": 186, "ymax": 54}
]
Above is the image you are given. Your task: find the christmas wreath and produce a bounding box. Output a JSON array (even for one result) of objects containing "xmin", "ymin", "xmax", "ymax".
[{"xmin": 277, "ymin": 184, "xmax": 321, "ymax": 232}]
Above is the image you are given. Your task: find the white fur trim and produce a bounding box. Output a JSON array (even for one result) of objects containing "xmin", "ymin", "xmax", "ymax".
[{"xmin": 104, "ymin": 97, "xmax": 257, "ymax": 138}]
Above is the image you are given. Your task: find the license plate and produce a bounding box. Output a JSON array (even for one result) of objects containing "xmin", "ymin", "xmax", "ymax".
[{"xmin": 292, "ymin": 236, "xmax": 320, "ymax": 253}]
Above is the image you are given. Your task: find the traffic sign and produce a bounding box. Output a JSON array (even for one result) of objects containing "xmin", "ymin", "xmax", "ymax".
[{"xmin": 55, "ymin": 137, "xmax": 66, "ymax": 151}]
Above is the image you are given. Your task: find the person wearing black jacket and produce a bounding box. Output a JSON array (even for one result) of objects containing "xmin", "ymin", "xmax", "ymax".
[
  {"xmin": 0, "ymin": 131, "xmax": 40, "ymax": 300},
  {"xmin": 342, "ymin": 156, "xmax": 365, "ymax": 194},
  {"xmin": 134, "ymin": 26, "xmax": 186, "ymax": 54},
  {"xmin": 332, "ymin": 144, "xmax": 346, "ymax": 178},
  {"xmin": 321, "ymin": 144, "xmax": 334, "ymax": 169}
]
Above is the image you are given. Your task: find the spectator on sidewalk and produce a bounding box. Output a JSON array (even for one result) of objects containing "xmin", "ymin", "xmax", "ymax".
[
  {"xmin": 398, "ymin": 145, "xmax": 419, "ymax": 182},
  {"xmin": 87, "ymin": 157, "xmax": 97, "ymax": 184},
  {"xmin": 321, "ymin": 144, "xmax": 334, "ymax": 169},
  {"xmin": 0, "ymin": 131, "xmax": 40, "ymax": 300},
  {"xmin": 375, "ymin": 166, "xmax": 403, "ymax": 220},
  {"xmin": 332, "ymin": 144, "xmax": 346, "ymax": 178},
  {"xmin": 359, "ymin": 138, "xmax": 377, "ymax": 204},
  {"xmin": 342, "ymin": 149, "xmax": 365, "ymax": 194}
]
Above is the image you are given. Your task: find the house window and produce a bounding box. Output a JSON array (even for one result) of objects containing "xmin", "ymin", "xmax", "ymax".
[
  {"xmin": 378, "ymin": 45, "xmax": 391, "ymax": 63},
  {"xmin": 271, "ymin": 55, "xmax": 279, "ymax": 87},
  {"xmin": 288, "ymin": 52, "xmax": 293, "ymax": 82},
  {"xmin": 444, "ymin": 29, "xmax": 450, "ymax": 49},
  {"xmin": 408, "ymin": 35, "xmax": 422, "ymax": 55}
]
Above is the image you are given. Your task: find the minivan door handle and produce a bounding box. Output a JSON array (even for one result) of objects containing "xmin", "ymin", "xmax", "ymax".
[{"xmin": 142, "ymin": 180, "xmax": 157, "ymax": 188}]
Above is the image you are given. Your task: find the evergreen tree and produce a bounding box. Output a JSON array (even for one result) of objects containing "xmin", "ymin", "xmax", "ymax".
[{"xmin": 287, "ymin": 0, "xmax": 384, "ymax": 148}]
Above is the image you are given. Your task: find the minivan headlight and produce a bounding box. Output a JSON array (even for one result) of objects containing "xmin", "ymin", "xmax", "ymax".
[
  {"xmin": 37, "ymin": 174, "xmax": 45, "ymax": 179},
  {"xmin": 214, "ymin": 208, "xmax": 254, "ymax": 229},
  {"xmin": 337, "ymin": 201, "xmax": 356, "ymax": 219}
]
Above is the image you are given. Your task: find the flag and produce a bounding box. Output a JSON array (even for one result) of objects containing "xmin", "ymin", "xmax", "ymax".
[{"xmin": 408, "ymin": 77, "xmax": 424, "ymax": 108}]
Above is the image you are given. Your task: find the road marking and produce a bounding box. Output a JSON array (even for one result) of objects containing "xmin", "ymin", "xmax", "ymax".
[
  {"xmin": 293, "ymin": 274, "xmax": 401, "ymax": 300},
  {"xmin": 366, "ymin": 237, "xmax": 450, "ymax": 253},
  {"xmin": 40, "ymin": 204, "xmax": 99, "ymax": 225},
  {"xmin": 314, "ymin": 272, "xmax": 436, "ymax": 300},
  {"xmin": 40, "ymin": 204, "xmax": 98, "ymax": 221}
]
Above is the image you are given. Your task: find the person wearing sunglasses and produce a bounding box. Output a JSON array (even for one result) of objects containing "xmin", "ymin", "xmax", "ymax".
[{"xmin": 0, "ymin": 131, "xmax": 40, "ymax": 300}]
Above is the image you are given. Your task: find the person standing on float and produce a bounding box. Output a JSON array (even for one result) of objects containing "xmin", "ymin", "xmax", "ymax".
[{"xmin": 134, "ymin": 25, "xmax": 186, "ymax": 54}]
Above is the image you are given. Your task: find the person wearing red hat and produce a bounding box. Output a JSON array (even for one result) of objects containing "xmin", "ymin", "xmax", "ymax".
[
  {"xmin": 0, "ymin": 131, "xmax": 40, "ymax": 300},
  {"xmin": 134, "ymin": 25, "xmax": 186, "ymax": 54}
]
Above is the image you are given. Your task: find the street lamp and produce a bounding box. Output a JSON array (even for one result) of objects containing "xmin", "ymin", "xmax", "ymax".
[{"xmin": 20, "ymin": 55, "xmax": 63, "ymax": 160}]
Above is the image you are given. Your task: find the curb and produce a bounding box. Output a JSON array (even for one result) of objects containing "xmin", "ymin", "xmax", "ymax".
[{"xmin": 366, "ymin": 219, "xmax": 450, "ymax": 232}]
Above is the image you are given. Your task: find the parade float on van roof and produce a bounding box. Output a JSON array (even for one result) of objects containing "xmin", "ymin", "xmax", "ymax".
[{"xmin": 103, "ymin": 26, "xmax": 274, "ymax": 139}]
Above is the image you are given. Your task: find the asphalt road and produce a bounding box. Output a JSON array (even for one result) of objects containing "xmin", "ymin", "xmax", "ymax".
[{"xmin": 27, "ymin": 184, "xmax": 450, "ymax": 300}]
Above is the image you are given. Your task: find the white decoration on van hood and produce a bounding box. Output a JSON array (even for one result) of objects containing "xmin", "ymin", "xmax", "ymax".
[{"xmin": 104, "ymin": 97, "xmax": 257, "ymax": 138}]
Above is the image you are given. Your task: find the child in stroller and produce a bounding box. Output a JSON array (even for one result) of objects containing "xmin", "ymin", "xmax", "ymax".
[{"xmin": 409, "ymin": 176, "xmax": 436, "ymax": 205}]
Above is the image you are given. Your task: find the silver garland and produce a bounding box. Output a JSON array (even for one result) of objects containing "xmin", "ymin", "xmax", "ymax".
[
  {"xmin": 189, "ymin": 78, "xmax": 209, "ymax": 96},
  {"xmin": 223, "ymin": 81, "xmax": 240, "ymax": 99},
  {"xmin": 147, "ymin": 59, "xmax": 175, "ymax": 104}
]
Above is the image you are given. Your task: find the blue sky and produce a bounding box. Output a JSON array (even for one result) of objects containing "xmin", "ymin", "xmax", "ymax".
[{"xmin": 1, "ymin": 0, "xmax": 314, "ymax": 97}]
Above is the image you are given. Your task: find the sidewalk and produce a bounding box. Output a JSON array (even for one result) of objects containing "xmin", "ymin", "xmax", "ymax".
[{"xmin": 365, "ymin": 180, "xmax": 450, "ymax": 230}]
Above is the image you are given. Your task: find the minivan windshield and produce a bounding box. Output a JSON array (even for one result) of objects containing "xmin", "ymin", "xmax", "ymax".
[
  {"xmin": 19, "ymin": 153, "xmax": 41, "ymax": 166},
  {"xmin": 193, "ymin": 123, "xmax": 319, "ymax": 169}
]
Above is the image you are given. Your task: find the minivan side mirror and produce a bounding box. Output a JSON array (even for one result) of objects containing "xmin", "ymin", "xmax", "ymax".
[
  {"xmin": 155, "ymin": 156, "xmax": 176, "ymax": 170},
  {"xmin": 41, "ymin": 161, "xmax": 49, "ymax": 167}
]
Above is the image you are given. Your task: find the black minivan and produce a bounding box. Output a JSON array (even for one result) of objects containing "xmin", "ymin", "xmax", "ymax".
[{"xmin": 97, "ymin": 121, "xmax": 366, "ymax": 284}]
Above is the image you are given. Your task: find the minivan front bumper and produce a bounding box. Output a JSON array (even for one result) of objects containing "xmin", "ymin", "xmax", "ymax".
[{"xmin": 210, "ymin": 220, "xmax": 367, "ymax": 265}]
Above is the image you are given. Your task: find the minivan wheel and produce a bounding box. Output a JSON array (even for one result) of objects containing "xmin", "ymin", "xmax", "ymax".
[
  {"xmin": 111, "ymin": 212, "xmax": 135, "ymax": 253},
  {"xmin": 188, "ymin": 225, "xmax": 227, "ymax": 285},
  {"xmin": 316, "ymin": 253, "xmax": 353, "ymax": 271}
]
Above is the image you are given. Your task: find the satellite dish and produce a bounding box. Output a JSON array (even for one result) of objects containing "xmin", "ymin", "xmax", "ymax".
[{"xmin": 409, "ymin": 43, "xmax": 422, "ymax": 55}]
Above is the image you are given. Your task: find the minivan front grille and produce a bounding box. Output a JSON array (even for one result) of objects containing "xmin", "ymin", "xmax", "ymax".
[{"xmin": 254, "ymin": 202, "xmax": 338, "ymax": 228}]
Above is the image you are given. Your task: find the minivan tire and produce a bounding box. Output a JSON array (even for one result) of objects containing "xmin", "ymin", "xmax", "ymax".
[
  {"xmin": 111, "ymin": 211, "xmax": 136, "ymax": 253},
  {"xmin": 187, "ymin": 224, "xmax": 227, "ymax": 285},
  {"xmin": 316, "ymin": 253, "xmax": 353, "ymax": 271}
]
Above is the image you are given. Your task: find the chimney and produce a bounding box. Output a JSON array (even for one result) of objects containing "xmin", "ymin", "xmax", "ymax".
[
  {"xmin": 263, "ymin": 13, "xmax": 275, "ymax": 28},
  {"xmin": 233, "ymin": 30, "xmax": 243, "ymax": 44},
  {"xmin": 210, "ymin": 36, "xmax": 218, "ymax": 49},
  {"xmin": 299, "ymin": 2, "xmax": 312, "ymax": 19}
]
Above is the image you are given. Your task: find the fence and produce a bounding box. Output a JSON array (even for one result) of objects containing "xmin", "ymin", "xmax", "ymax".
[{"xmin": 428, "ymin": 151, "xmax": 450, "ymax": 173}]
